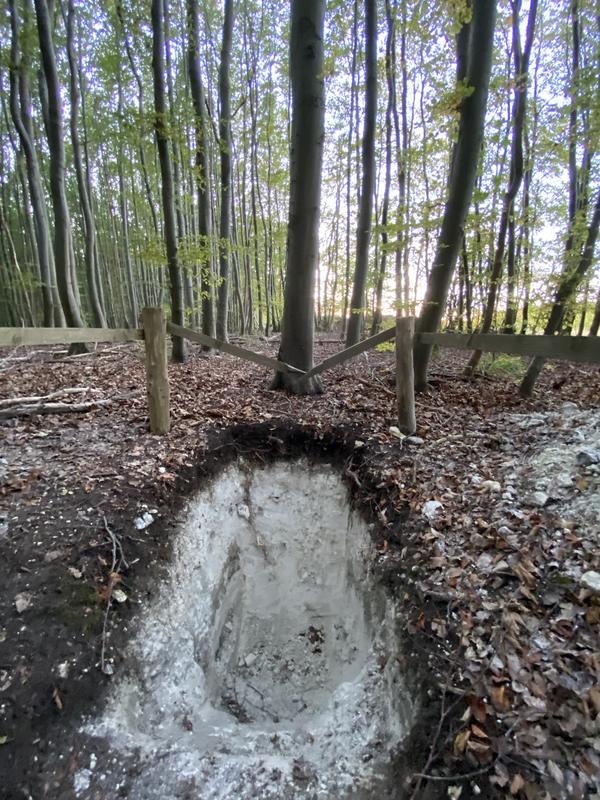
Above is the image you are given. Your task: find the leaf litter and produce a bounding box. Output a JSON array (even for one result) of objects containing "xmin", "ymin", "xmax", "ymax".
[{"xmin": 0, "ymin": 339, "xmax": 599, "ymax": 798}]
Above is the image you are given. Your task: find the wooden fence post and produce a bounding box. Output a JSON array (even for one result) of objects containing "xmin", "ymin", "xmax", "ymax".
[
  {"xmin": 142, "ymin": 307, "xmax": 170, "ymax": 434},
  {"xmin": 396, "ymin": 316, "xmax": 416, "ymax": 435}
]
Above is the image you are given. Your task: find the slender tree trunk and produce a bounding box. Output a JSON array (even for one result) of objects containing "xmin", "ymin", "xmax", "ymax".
[
  {"xmin": 216, "ymin": 0, "xmax": 234, "ymax": 341},
  {"xmin": 346, "ymin": 0, "xmax": 378, "ymax": 346},
  {"xmin": 117, "ymin": 68, "xmax": 138, "ymax": 326},
  {"xmin": 64, "ymin": 0, "xmax": 106, "ymax": 327},
  {"xmin": 413, "ymin": 0, "xmax": 497, "ymax": 390},
  {"xmin": 116, "ymin": 1, "xmax": 160, "ymax": 239},
  {"xmin": 589, "ymin": 289, "xmax": 600, "ymax": 336},
  {"xmin": 371, "ymin": 5, "xmax": 394, "ymax": 336},
  {"xmin": 8, "ymin": 0, "xmax": 58, "ymax": 326},
  {"xmin": 466, "ymin": 0, "xmax": 537, "ymax": 372},
  {"xmin": 187, "ymin": 0, "xmax": 215, "ymax": 342},
  {"xmin": 520, "ymin": 188, "xmax": 600, "ymax": 396},
  {"xmin": 577, "ymin": 274, "xmax": 591, "ymax": 336},
  {"xmin": 342, "ymin": 0, "xmax": 359, "ymax": 336},
  {"xmin": 34, "ymin": 0, "xmax": 86, "ymax": 332},
  {"xmin": 272, "ymin": 0, "xmax": 325, "ymax": 394},
  {"xmin": 151, "ymin": 0, "xmax": 186, "ymax": 361}
]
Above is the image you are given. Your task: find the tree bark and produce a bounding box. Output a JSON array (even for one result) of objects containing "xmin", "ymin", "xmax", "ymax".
[
  {"xmin": 216, "ymin": 0, "xmax": 234, "ymax": 341},
  {"xmin": 413, "ymin": 0, "xmax": 497, "ymax": 390},
  {"xmin": 589, "ymin": 289, "xmax": 600, "ymax": 336},
  {"xmin": 466, "ymin": 0, "xmax": 537, "ymax": 372},
  {"xmin": 8, "ymin": 0, "xmax": 59, "ymax": 326},
  {"xmin": 346, "ymin": 0, "xmax": 378, "ymax": 346},
  {"xmin": 371, "ymin": 3, "xmax": 394, "ymax": 336},
  {"xmin": 34, "ymin": 0, "xmax": 86, "ymax": 331},
  {"xmin": 272, "ymin": 0, "xmax": 325, "ymax": 394},
  {"xmin": 151, "ymin": 0, "xmax": 186, "ymax": 361},
  {"xmin": 341, "ymin": 0, "xmax": 359, "ymax": 337},
  {"xmin": 64, "ymin": 0, "xmax": 106, "ymax": 327},
  {"xmin": 187, "ymin": 0, "xmax": 215, "ymax": 343}
]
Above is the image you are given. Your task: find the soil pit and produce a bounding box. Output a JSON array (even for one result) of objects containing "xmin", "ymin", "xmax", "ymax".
[{"xmin": 83, "ymin": 460, "xmax": 416, "ymax": 798}]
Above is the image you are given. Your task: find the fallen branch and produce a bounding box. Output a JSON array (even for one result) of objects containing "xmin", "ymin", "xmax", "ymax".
[
  {"xmin": 0, "ymin": 399, "xmax": 111, "ymax": 419},
  {"xmin": 0, "ymin": 387, "xmax": 102, "ymax": 409}
]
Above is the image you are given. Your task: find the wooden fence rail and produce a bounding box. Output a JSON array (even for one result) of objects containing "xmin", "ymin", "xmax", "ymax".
[
  {"xmin": 417, "ymin": 331, "xmax": 600, "ymax": 364},
  {"xmin": 1, "ymin": 311, "xmax": 598, "ymax": 436},
  {"xmin": 166, "ymin": 322, "xmax": 304, "ymax": 375},
  {"xmin": 0, "ymin": 327, "xmax": 142, "ymax": 346}
]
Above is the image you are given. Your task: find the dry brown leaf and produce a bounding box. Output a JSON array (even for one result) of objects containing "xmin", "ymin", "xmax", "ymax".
[
  {"xmin": 490, "ymin": 684, "xmax": 511, "ymax": 711},
  {"xmin": 510, "ymin": 773, "xmax": 525, "ymax": 795},
  {"xmin": 588, "ymin": 686, "xmax": 600, "ymax": 715},
  {"xmin": 466, "ymin": 738, "xmax": 491, "ymax": 754},
  {"xmin": 453, "ymin": 727, "xmax": 470, "ymax": 756},
  {"xmin": 470, "ymin": 723, "xmax": 489, "ymax": 739},
  {"xmin": 467, "ymin": 694, "xmax": 487, "ymax": 723}
]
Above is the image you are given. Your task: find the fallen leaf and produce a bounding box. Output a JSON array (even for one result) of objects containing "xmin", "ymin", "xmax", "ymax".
[
  {"xmin": 467, "ymin": 694, "xmax": 488, "ymax": 723},
  {"xmin": 470, "ymin": 723, "xmax": 489, "ymax": 739},
  {"xmin": 588, "ymin": 687, "xmax": 600, "ymax": 715},
  {"xmin": 510, "ymin": 773, "xmax": 525, "ymax": 794},
  {"xmin": 466, "ymin": 738, "xmax": 491, "ymax": 754},
  {"xmin": 453, "ymin": 727, "xmax": 471, "ymax": 755},
  {"xmin": 547, "ymin": 760, "xmax": 563, "ymax": 785},
  {"xmin": 491, "ymin": 684, "xmax": 511, "ymax": 712}
]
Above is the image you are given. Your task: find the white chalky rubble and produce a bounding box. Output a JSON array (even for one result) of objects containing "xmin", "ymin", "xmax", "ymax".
[{"xmin": 81, "ymin": 461, "xmax": 416, "ymax": 799}]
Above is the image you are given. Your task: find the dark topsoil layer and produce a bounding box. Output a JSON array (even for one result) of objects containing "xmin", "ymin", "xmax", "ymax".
[{"xmin": 0, "ymin": 340, "xmax": 599, "ymax": 800}]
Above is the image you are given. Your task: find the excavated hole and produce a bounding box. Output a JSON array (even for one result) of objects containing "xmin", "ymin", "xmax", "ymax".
[{"xmin": 85, "ymin": 460, "xmax": 418, "ymax": 799}]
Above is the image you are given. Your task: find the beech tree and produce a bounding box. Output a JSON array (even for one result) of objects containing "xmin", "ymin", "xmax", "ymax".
[
  {"xmin": 466, "ymin": 0, "xmax": 537, "ymax": 373},
  {"xmin": 413, "ymin": 0, "xmax": 497, "ymax": 391},
  {"xmin": 187, "ymin": 0, "xmax": 214, "ymax": 341},
  {"xmin": 151, "ymin": 0, "xmax": 186, "ymax": 362},
  {"xmin": 272, "ymin": 0, "xmax": 326, "ymax": 394},
  {"xmin": 33, "ymin": 0, "xmax": 85, "ymax": 330},
  {"xmin": 0, "ymin": 1, "xmax": 597, "ymax": 349},
  {"xmin": 346, "ymin": 0, "xmax": 377, "ymax": 347},
  {"xmin": 216, "ymin": 0, "xmax": 234, "ymax": 341}
]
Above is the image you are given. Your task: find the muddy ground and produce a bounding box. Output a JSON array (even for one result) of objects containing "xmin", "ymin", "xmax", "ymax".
[{"xmin": 0, "ymin": 339, "xmax": 599, "ymax": 799}]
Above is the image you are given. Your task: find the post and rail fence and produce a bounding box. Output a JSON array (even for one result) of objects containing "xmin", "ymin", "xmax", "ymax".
[{"xmin": 1, "ymin": 309, "xmax": 599, "ymax": 435}]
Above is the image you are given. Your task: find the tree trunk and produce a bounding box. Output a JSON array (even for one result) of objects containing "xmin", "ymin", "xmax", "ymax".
[
  {"xmin": 589, "ymin": 289, "xmax": 600, "ymax": 336},
  {"xmin": 34, "ymin": 0, "xmax": 85, "ymax": 332},
  {"xmin": 216, "ymin": 0, "xmax": 234, "ymax": 341},
  {"xmin": 272, "ymin": 0, "xmax": 325, "ymax": 394},
  {"xmin": 187, "ymin": 0, "xmax": 215, "ymax": 343},
  {"xmin": 342, "ymin": 0, "xmax": 359, "ymax": 336},
  {"xmin": 8, "ymin": 0, "xmax": 58, "ymax": 327},
  {"xmin": 151, "ymin": 0, "xmax": 186, "ymax": 361},
  {"xmin": 466, "ymin": 0, "xmax": 537, "ymax": 372},
  {"xmin": 346, "ymin": 0, "xmax": 378, "ymax": 346},
  {"xmin": 64, "ymin": 0, "xmax": 106, "ymax": 327},
  {"xmin": 413, "ymin": 0, "xmax": 497, "ymax": 390},
  {"xmin": 116, "ymin": 69, "xmax": 138, "ymax": 327},
  {"xmin": 520, "ymin": 188, "xmax": 600, "ymax": 396},
  {"xmin": 371, "ymin": 4, "xmax": 394, "ymax": 336}
]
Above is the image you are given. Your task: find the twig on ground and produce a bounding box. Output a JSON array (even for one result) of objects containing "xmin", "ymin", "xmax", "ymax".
[
  {"xmin": 99, "ymin": 515, "xmax": 128, "ymax": 675},
  {"xmin": 412, "ymin": 759, "xmax": 498, "ymax": 782},
  {"xmin": 408, "ymin": 655, "xmax": 463, "ymax": 800}
]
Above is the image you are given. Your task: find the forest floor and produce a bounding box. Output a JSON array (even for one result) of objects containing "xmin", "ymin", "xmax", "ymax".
[{"xmin": 0, "ymin": 337, "xmax": 599, "ymax": 800}]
